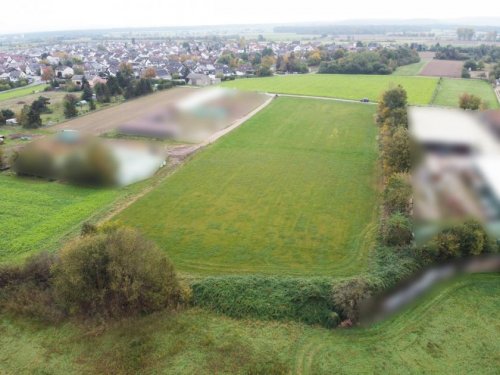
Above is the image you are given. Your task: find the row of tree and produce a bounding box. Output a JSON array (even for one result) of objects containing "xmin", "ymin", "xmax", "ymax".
[{"xmin": 318, "ymin": 47, "xmax": 420, "ymax": 75}]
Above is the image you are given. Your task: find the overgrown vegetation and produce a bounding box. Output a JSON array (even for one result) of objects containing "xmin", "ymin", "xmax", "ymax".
[{"xmin": 0, "ymin": 226, "xmax": 183, "ymax": 321}]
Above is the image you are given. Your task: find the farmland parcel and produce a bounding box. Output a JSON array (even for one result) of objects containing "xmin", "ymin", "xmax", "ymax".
[
  {"xmin": 433, "ymin": 78, "xmax": 500, "ymax": 109},
  {"xmin": 221, "ymin": 74, "xmax": 438, "ymax": 105},
  {"xmin": 116, "ymin": 97, "xmax": 379, "ymax": 276}
]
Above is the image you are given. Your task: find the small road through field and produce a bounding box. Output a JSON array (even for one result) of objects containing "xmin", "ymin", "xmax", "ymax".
[{"xmin": 271, "ymin": 93, "xmax": 378, "ymax": 105}]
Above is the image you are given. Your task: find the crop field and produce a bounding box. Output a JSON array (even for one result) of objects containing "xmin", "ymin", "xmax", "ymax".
[
  {"xmin": 221, "ymin": 74, "xmax": 439, "ymax": 105},
  {"xmin": 50, "ymin": 87, "xmax": 195, "ymax": 135},
  {"xmin": 420, "ymin": 60, "xmax": 464, "ymax": 78},
  {"xmin": 0, "ymin": 175, "xmax": 120, "ymax": 264},
  {"xmin": 0, "ymin": 84, "xmax": 48, "ymax": 102},
  {"xmin": 1, "ymin": 274, "xmax": 497, "ymax": 374},
  {"xmin": 433, "ymin": 78, "xmax": 500, "ymax": 108},
  {"xmin": 115, "ymin": 97, "xmax": 379, "ymax": 276}
]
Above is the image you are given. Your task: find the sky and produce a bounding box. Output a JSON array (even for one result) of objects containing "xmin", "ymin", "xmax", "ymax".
[{"xmin": 1, "ymin": 0, "xmax": 500, "ymax": 35}]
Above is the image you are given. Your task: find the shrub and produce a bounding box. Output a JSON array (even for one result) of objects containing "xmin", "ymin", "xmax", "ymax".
[
  {"xmin": 62, "ymin": 142, "xmax": 118, "ymax": 186},
  {"xmin": 459, "ymin": 93, "xmax": 481, "ymax": 110},
  {"xmin": 11, "ymin": 146, "xmax": 57, "ymax": 179},
  {"xmin": 331, "ymin": 277, "xmax": 375, "ymax": 322},
  {"xmin": 191, "ymin": 276, "xmax": 337, "ymax": 327},
  {"xmin": 0, "ymin": 252, "xmax": 62, "ymax": 322},
  {"xmin": 52, "ymin": 227, "xmax": 182, "ymax": 317},
  {"xmin": 383, "ymin": 212, "xmax": 413, "ymax": 247},
  {"xmin": 427, "ymin": 220, "xmax": 493, "ymax": 261},
  {"xmin": 383, "ymin": 173, "xmax": 412, "ymax": 216}
]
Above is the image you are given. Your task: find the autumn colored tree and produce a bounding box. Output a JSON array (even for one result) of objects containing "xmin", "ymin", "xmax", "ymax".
[
  {"xmin": 41, "ymin": 66, "xmax": 54, "ymax": 82},
  {"xmin": 143, "ymin": 67, "xmax": 157, "ymax": 79}
]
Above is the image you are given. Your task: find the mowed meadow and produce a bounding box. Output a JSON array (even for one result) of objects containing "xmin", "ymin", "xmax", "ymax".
[
  {"xmin": 1, "ymin": 274, "xmax": 497, "ymax": 374},
  {"xmin": 116, "ymin": 97, "xmax": 379, "ymax": 276},
  {"xmin": 221, "ymin": 74, "xmax": 439, "ymax": 105},
  {"xmin": 0, "ymin": 175, "xmax": 120, "ymax": 264},
  {"xmin": 433, "ymin": 78, "xmax": 500, "ymax": 109}
]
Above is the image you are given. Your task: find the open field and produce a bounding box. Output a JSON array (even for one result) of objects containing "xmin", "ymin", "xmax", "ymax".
[
  {"xmin": 0, "ymin": 90, "xmax": 66, "ymax": 114},
  {"xmin": 0, "ymin": 174, "xmax": 120, "ymax": 264},
  {"xmin": 51, "ymin": 87, "xmax": 195, "ymax": 135},
  {"xmin": 392, "ymin": 60, "xmax": 428, "ymax": 76},
  {"xmin": 115, "ymin": 97, "xmax": 379, "ymax": 276},
  {"xmin": 1, "ymin": 274, "xmax": 497, "ymax": 374},
  {"xmin": 433, "ymin": 78, "xmax": 500, "ymax": 108},
  {"xmin": 0, "ymin": 84, "xmax": 48, "ymax": 102},
  {"xmin": 420, "ymin": 59, "xmax": 464, "ymax": 78},
  {"xmin": 221, "ymin": 74, "xmax": 438, "ymax": 105}
]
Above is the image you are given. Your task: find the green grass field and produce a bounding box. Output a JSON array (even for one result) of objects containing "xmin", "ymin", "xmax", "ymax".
[
  {"xmin": 0, "ymin": 84, "xmax": 48, "ymax": 102},
  {"xmin": 1, "ymin": 274, "xmax": 497, "ymax": 374},
  {"xmin": 116, "ymin": 98, "xmax": 379, "ymax": 276},
  {"xmin": 221, "ymin": 74, "xmax": 439, "ymax": 105},
  {"xmin": 433, "ymin": 78, "xmax": 500, "ymax": 108},
  {"xmin": 392, "ymin": 60, "xmax": 429, "ymax": 76},
  {"xmin": 0, "ymin": 175, "xmax": 120, "ymax": 264}
]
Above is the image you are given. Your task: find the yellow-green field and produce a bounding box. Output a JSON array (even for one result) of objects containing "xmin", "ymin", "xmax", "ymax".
[
  {"xmin": 116, "ymin": 97, "xmax": 379, "ymax": 276},
  {"xmin": 221, "ymin": 74, "xmax": 439, "ymax": 104}
]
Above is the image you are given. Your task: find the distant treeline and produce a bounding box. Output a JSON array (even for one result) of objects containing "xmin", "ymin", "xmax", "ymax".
[
  {"xmin": 274, "ymin": 24, "xmax": 500, "ymax": 35},
  {"xmin": 432, "ymin": 44, "xmax": 500, "ymax": 62},
  {"xmin": 318, "ymin": 46, "xmax": 419, "ymax": 75},
  {"xmin": 275, "ymin": 25, "xmax": 434, "ymax": 35}
]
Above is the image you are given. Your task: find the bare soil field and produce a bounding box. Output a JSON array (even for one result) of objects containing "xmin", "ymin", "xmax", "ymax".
[
  {"xmin": 420, "ymin": 60, "xmax": 464, "ymax": 78},
  {"xmin": 50, "ymin": 87, "xmax": 196, "ymax": 135}
]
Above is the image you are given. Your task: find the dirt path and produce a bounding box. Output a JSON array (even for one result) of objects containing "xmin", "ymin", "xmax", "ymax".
[{"xmin": 274, "ymin": 93, "xmax": 377, "ymax": 105}]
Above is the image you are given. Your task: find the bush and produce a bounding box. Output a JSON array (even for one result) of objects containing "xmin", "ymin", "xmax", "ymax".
[
  {"xmin": 52, "ymin": 227, "xmax": 182, "ymax": 317},
  {"xmin": 383, "ymin": 212, "xmax": 413, "ymax": 247},
  {"xmin": 383, "ymin": 173, "xmax": 412, "ymax": 216},
  {"xmin": 191, "ymin": 276, "xmax": 337, "ymax": 327},
  {"xmin": 0, "ymin": 252, "xmax": 62, "ymax": 322},
  {"xmin": 62, "ymin": 142, "xmax": 118, "ymax": 186},
  {"xmin": 11, "ymin": 146, "xmax": 57, "ymax": 179},
  {"xmin": 331, "ymin": 277, "xmax": 375, "ymax": 322},
  {"xmin": 459, "ymin": 93, "xmax": 481, "ymax": 110},
  {"xmin": 426, "ymin": 220, "xmax": 493, "ymax": 261}
]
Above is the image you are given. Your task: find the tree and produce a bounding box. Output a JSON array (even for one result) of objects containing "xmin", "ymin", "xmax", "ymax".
[
  {"xmin": 0, "ymin": 111, "xmax": 5, "ymax": 125},
  {"xmin": 134, "ymin": 78, "xmax": 153, "ymax": 97},
  {"xmin": 143, "ymin": 67, "xmax": 157, "ymax": 79},
  {"xmin": 52, "ymin": 227, "xmax": 182, "ymax": 317},
  {"xmin": 89, "ymin": 99, "xmax": 96, "ymax": 111},
  {"xmin": 41, "ymin": 66, "xmax": 54, "ymax": 82},
  {"xmin": 106, "ymin": 76, "xmax": 122, "ymax": 96},
  {"xmin": 18, "ymin": 104, "xmax": 42, "ymax": 129},
  {"xmin": 31, "ymin": 96, "xmax": 51, "ymax": 114},
  {"xmin": 63, "ymin": 94, "xmax": 78, "ymax": 118},
  {"xmin": 459, "ymin": 93, "xmax": 482, "ymax": 110},
  {"xmin": 1, "ymin": 109, "xmax": 15, "ymax": 120},
  {"xmin": 81, "ymin": 82, "xmax": 93, "ymax": 102},
  {"xmin": 94, "ymin": 82, "xmax": 111, "ymax": 103},
  {"xmin": 383, "ymin": 127, "xmax": 411, "ymax": 175}
]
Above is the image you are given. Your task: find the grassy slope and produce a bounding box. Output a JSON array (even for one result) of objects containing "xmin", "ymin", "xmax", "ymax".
[
  {"xmin": 0, "ymin": 84, "xmax": 48, "ymax": 102},
  {"xmin": 116, "ymin": 98, "xmax": 379, "ymax": 276},
  {"xmin": 1, "ymin": 274, "xmax": 498, "ymax": 374},
  {"xmin": 221, "ymin": 74, "xmax": 438, "ymax": 105},
  {"xmin": 433, "ymin": 78, "xmax": 500, "ymax": 108},
  {"xmin": 0, "ymin": 175, "xmax": 120, "ymax": 264}
]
